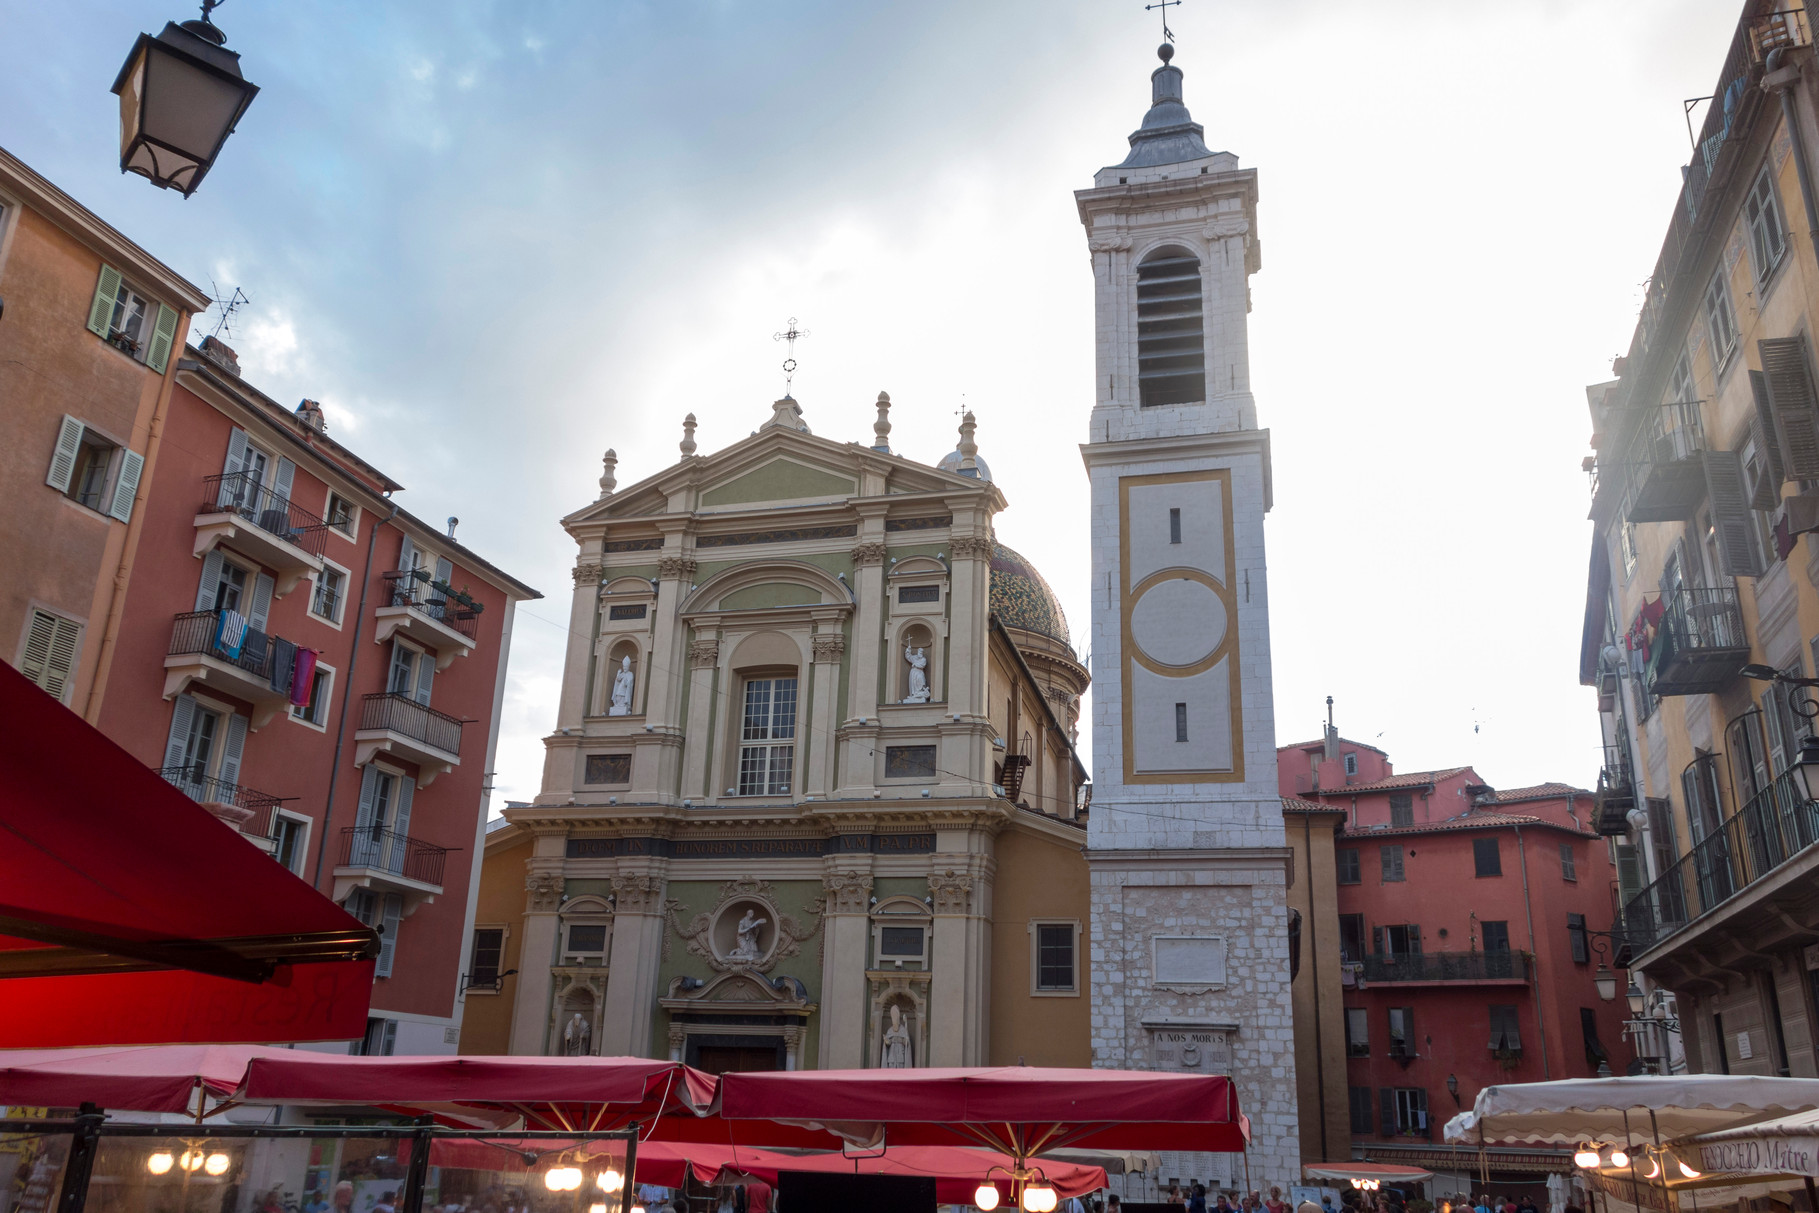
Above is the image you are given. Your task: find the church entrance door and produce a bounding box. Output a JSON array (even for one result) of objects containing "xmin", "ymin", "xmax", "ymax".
[{"xmin": 695, "ymin": 1044, "xmax": 782, "ymax": 1074}]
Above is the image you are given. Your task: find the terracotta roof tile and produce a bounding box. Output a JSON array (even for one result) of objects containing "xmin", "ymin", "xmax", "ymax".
[
  {"xmin": 1282, "ymin": 796, "xmax": 1341, "ymax": 813},
  {"xmin": 1494, "ymin": 782, "xmax": 1591, "ymax": 803},
  {"xmin": 1309, "ymin": 767, "xmax": 1474, "ymax": 795},
  {"xmin": 1339, "ymin": 810, "xmax": 1597, "ymax": 840},
  {"xmin": 1278, "ymin": 737, "xmax": 1390, "ymax": 757}
]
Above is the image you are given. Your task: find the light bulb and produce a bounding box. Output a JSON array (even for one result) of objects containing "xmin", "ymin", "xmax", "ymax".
[
  {"xmin": 545, "ymin": 1168, "xmax": 583, "ymax": 1192},
  {"xmin": 1609, "ymin": 1150, "xmax": 1630, "ymax": 1169},
  {"xmin": 590, "ymin": 1205, "xmax": 608, "ymax": 1213},
  {"xmin": 1644, "ymin": 1157, "xmax": 1661, "ymax": 1180},
  {"xmin": 147, "ymin": 1153, "xmax": 174, "ymax": 1175},
  {"xmin": 631, "ymin": 1206, "xmax": 646, "ymax": 1213},
  {"xmin": 598, "ymin": 1170, "xmax": 624, "ymax": 1193},
  {"xmin": 180, "ymin": 1150, "xmax": 206, "ymax": 1173},
  {"xmin": 975, "ymin": 1183, "xmax": 1003, "ymax": 1211},
  {"xmin": 1574, "ymin": 1148, "xmax": 1602, "ymax": 1169},
  {"xmin": 1021, "ymin": 1184, "xmax": 1058, "ymax": 1213},
  {"xmin": 1679, "ymin": 1162, "xmax": 1701, "ymax": 1179},
  {"xmin": 204, "ymin": 1154, "xmax": 231, "ymax": 1176}
]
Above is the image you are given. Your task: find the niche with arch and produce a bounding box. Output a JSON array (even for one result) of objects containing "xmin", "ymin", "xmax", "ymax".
[
  {"xmin": 886, "ymin": 556, "xmax": 947, "ymax": 705},
  {"xmin": 595, "ymin": 577, "xmax": 655, "ymax": 717}
]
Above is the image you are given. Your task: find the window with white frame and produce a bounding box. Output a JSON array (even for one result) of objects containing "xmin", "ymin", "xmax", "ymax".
[
  {"xmin": 311, "ymin": 564, "xmax": 347, "ymax": 623},
  {"xmin": 1705, "ymin": 271, "xmax": 1740, "ymax": 370},
  {"xmin": 1620, "ymin": 522, "xmax": 1639, "ymax": 578},
  {"xmin": 1344, "ymin": 752, "xmax": 1358, "ymax": 776},
  {"xmin": 737, "ymin": 675, "xmax": 797, "ymax": 795},
  {"xmin": 346, "ymin": 886, "xmax": 404, "ymax": 979},
  {"xmin": 83, "ymin": 266, "xmax": 178, "ymax": 373},
  {"xmin": 160, "ymin": 694, "xmax": 248, "ymax": 800},
  {"xmin": 19, "ymin": 609, "xmax": 82, "ymax": 704},
  {"xmin": 1032, "ymin": 921, "xmax": 1079, "ymax": 994},
  {"xmin": 325, "ymin": 492, "xmax": 357, "ymax": 537},
  {"xmin": 271, "ymin": 811, "xmax": 309, "ymax": 873},
  {"xmin": 387, "ymin": 639, "xmax": 434, "ymax": 705},
  {"xmin": 1745, "ymin": 165, "xmax": 1787, "ymax": 283},
  {"xmin": 1559, "ymin": 841, "xmax": 1578, "ymax": 881},
  {"xmin": 357, "ymin": 1016, "xmax": 397, "ymax": 1055},
  {"xmin": 45, "ymin": 416, "xmax": 142, "ymax": 523},
  {"xmin": 291, "ymin": 660, "xmax": 333, "ymax": 727},
  {"xmin": 468, "ymin": 927, "xmax": 506, "ymax": 988}
]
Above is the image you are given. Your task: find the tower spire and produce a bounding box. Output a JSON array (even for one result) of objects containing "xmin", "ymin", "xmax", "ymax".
[{"xmin": 1116, "ymin": 41, "xmax": 1212, "ymax": 169}]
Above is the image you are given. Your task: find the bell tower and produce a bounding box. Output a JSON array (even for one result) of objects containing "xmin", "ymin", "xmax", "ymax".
[{"xmin": 1078, "ymin": 42, "xmax": 1298, "ymax": 1181}]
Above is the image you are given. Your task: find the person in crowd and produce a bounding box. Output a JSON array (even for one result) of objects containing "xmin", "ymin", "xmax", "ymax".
[
  {"xmin": 1474, "ymin": 1196, "xmax": 1491, "ymax": 1213},
  {"xmin": 1189, "ymin": 1184, "xmax": 1208, "ymax": 1213},
  {"xmin": 1106, "ymin": 1197, "xmax": 1122, "ymax": 1213},
  {"xmin": 1271, "ymin": 1189, "xmax": 1293, "ymax": 1213},
  {"xmin": 1502, "ymin": 1196, "xmax": 1517, "ymax": 1213},
  {"xmin": 1168, "ymin": 1185, "xmax": 1185, "ymax": 1205},
  {"xmin": 1516, "ymin": 1196, "xmax": 1538, "ymax": 1213}
]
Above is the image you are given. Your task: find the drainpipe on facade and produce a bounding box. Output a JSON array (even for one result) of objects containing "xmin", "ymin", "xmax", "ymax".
[
  {"xmin": 310, "ymin": 495, "xmax": 399, "ymax": 890},
  {"xmin": 1766, "ymin": 47, "xmax": 1819, "ymax": 271},
  {"xmin": 1515, "ymin": 822, "xmax": 1551, "ymax": 1078}
]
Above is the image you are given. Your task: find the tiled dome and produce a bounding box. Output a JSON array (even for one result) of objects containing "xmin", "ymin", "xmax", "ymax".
[{"xmin": 990, "ymin": 542, "xmax": 1069, "ymax": 643}]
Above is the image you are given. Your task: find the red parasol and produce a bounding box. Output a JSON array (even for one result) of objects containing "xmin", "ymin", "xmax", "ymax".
[{"xmin": 0, "ymin": 1044, "xmax": 298, "ymax": 1115}]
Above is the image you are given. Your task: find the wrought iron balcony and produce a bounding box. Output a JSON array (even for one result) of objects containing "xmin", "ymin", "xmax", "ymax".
[
  {"xmin": 372, "ymin": 572, "xmax": 481, "ymax": 668},
  {"xmin": 158, "ymin": 765, "xmax": 287, "ymax": 844},
  {"xmin": 1623, "ymin": 401, "xmax": 1707, "ymax": 524},
  {"xmin": 1648, "ymin": 587, "xmax": 1750, "ymax": 696},
  {"xmin": 382, "ymin": 572, "xmax": 480, "ymax": 641},
  {"xmin": 1620, "ymin": 765, "xmax": 1819, "ymax": 956},
  {"xmin": 354, "ymin": 692, "xmax": 464, "ymax": 784},
  {"xmin": 1595, "ymin": 745, "xmax": 1637, "ymax": 836},
  {"xmin": 167, "ymin": 609, "xmax": 272, "ymax": 679},
  {"xmin": 199, "ymin": 472, "xmax": 329, "ymax": 559},
  {"xmin": 339, "ymin": 825, "xmax": 449, "ymax": 888},
  {"xmin": 1359, "ymin": 950, "xmax": 1530, "ymax": 984}
]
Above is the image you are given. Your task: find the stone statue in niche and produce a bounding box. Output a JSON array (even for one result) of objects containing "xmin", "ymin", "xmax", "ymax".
[
  {"xmin": 563, "ymin": 1012, "xmax": 592, "ymax": 1056},
  {"xmin": 881, "ymin": 1004, "xmax": 913, "ymax": 1068},
  {"xmin": 608, "ymin": 656, "xmax": 635, "ymax": 716},
  {"xmin": 728, "ymin": 909, "xmax": 768, "ymax": 963},
  {"xmin": 902, "ymin": 645, "xmax": 930, "ymax": 703}
]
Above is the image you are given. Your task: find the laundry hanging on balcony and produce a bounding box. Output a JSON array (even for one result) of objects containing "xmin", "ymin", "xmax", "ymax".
[
  {"xmin": 1625, "ymin": 596, "xmax": 1665, "ymax": 667},
  {"xmin": 291, "ymin": 648, "xmax": 318, "ymax": 706},
  {"xmin": 213, "ymin": 608, "xmax": 248, "ymax": 659},
  {"xmin": 269, "ymin": 636, "xmax": 296, "ymax": 694}
]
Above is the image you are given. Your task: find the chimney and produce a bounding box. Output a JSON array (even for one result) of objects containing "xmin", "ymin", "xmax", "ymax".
[
  {"xmin": 446, "ymin": 516, "xmax": 459, "ymax": 539},
  {"xmin": 295, "ymin": 399, "xmax": 327, "ymax": 434},
  {"xmin": 1323, "ymin": 695, "xmax": 1339, "ymax": 761},
  {"xmin": 198, "ymin": 335, "xmax": 240, "ymax": 376}
]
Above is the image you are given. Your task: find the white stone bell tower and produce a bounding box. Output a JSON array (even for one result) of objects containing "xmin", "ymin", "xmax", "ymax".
[{"xmin": 1079, "ymin": 42, "xmax": 1299, "ymax": 1185}]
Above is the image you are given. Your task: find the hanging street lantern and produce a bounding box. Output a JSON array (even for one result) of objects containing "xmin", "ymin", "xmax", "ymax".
[{"xmin": 110, "ymin": 0, "xmax": 259, "ymax": 198}]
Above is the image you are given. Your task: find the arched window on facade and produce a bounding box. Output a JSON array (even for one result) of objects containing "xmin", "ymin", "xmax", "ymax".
[{"xmin": 1136, "ymin": 245, "xmax": 1206, "ymax": 406}]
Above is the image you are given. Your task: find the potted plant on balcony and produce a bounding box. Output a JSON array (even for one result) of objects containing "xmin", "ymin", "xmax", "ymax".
[{"xmin": 1493, "ymin": 1044, "xmax": 1522, "ymax": 1071}]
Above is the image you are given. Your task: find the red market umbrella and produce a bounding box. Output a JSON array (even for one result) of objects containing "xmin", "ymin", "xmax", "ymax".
[
  {"xmin": 240, "ymin": 1053, "xmax": 717, "ymax": 1130},
  {"xmin": 711, "ymin": 1067, "xmax": 1246, "ymax": 1155},
  {"xmin": 0, "ymin": 1044, "xmax": 298, "ymax": 1115},
  {"xmin": 0, "ymin": 662, "xmax": 376, "ymax": 1046}
]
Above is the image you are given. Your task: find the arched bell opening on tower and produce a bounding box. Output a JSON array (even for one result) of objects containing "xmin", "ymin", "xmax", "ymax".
[{"xmin": 1136, "ymin": 245, "xmax": 1207, "ymax": 406}]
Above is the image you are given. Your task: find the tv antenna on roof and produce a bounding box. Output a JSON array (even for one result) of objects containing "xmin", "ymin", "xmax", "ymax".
[
  {"xmin": 206, "ymin": 280, "xmax": 250, "ymax": 340},
  {"xmin": 1145, "ymin": 0, "xmax": 1181, "ymax": 44}
]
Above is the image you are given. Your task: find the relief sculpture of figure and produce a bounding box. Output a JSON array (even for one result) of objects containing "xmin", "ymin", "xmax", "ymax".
[
  {"xmin": 563, "ymin": 1012, "xmax": 592, "ymax": 1056},
  {"xmin": 903, "ymin": 645, "xmax": 929, "ymax": 703},
  {"xmin": 881, "ymin": 1004, "xmax": 912, "ymax": 1068},
  {"xmin": 729, "ymin": 909, "xmax": 767, "ymax": 962},
  {"xmin": 608, "ymin": 656, "xmax": 635, "ymax": 716}
]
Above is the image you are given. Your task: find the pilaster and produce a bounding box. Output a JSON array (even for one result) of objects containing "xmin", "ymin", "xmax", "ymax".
[
  {"xmin": 806, "ymin": 630, "xmax": 845, "ymax": 796},
  {"xmin": 848, "ymin": 537, "xmax": 887, "ymax": 720},
  {"xmin": 598, "ymin": 871, "xmax": 667, "ymax": 1057},
  {"xmin": 681, "ymin": 633, "xmax": 719, "ymax": 798},
  {"xmin": 816, "ymin": 867, "xmax": 873, "ymax": 1068},
  {"xmin": 509, "ymin": 867, "xmax": 563, "ymax": 1055},
  {"xmin": 944, "ymin": 526, "xmax": 992, "ymax": 718},
  {"xmin": 556, "ymin": 557, "xmax": 602, "ymax": 729}
]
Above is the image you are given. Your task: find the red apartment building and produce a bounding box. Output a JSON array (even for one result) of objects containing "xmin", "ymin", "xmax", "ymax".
[{"xmin": 1281, "ymin": 734, "xmax": 1630, "ymax": 1187}]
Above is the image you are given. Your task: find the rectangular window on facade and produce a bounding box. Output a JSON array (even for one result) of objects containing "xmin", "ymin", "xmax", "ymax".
[
  {"xmin": 1174, "ymin": 702, "xmax": 1188, "ymax": 743},
  {"xmin": 45, "ymin": 416, "xmax": 143, "ymax": 523},
  {"xmin": 885, "ymin": 745, "xmax": 938, "ymax": 779},
  {"xmin": 1706, "ymin": 270, "xmax": 1740, "ymax": 369},
  {"xmin": 1380, "ymin": 845, "xmax": 1405, "ymax": 882},
  {"xmin": 1388, "ymin": 1007, "xmax": 1415, "ymax": 1057},
  {"xmin": 1389, "ymin": 792, "xmax": 1414, "ymax": 827},
  {"xmin": 469, "ymin": 927, "xmax": 505, "ymax": 987},
  {"xmin": 1337, "ymin": 849, "xmax": 1361, "ymax": 885},
  {"xmin": 584, "ymin": 753, "xmax": 632, "ymax": 785},
  {"xmin": 738, "ymin": 676, "xmax": 797, "ymax": 795},
  {"xmin": 1480, "ymin": 920, "xmax": 1511, "ymax": 952},
  {"xmin": 1339, "ymin": 913, "xmax": 1365, "ymax": 961},
  {"xmin": 325, "ymin": 492, "xmax": 356, "ymax": 536},
  {"xmin": 1349, "ymin": 1086, "xmax": 1374, "ymax": 1134},
  {"xmin": 897, "ymin": 584, "xmax": 940, "ymax": 604},
  {"xmin": 1668, "ymin": 346, "xmax": 1696, "ymax": 406},
  {"xmin": 1344, "ymin": 752, "xmax": 1358, "ymax": 776},
  {"xmin": 312, "ymin": 565, "xmax": 345, "ymax": 622},
  {"xmin": 20, "ymin": 609, "xmax": 82, "ymax": 704},
  {"xmin": 1489, "ymin": 1004, "xmax": 1523, "ymax": 1053},
  {"xmin": 1034, "ymin": 922, "xmax": 1076, "ymax": 992},
  {"xmin": 1621, "ymin": 522, "xmax": 1639, "ymax": 578},
  {"xmin": 1560, "ymin": 842, "xmax": 1578, "ymax": 881},
  {"xmin": 1746, "ymin": 165, "xmax": 1787, "ymax": 283},
  {"xmin": 1390, "ymin": 1087, "xmax": 1428, "ymax": 1137},
  {"xmin": 357, "ymin": 1017, "xmax": 397, "ymax": 1057},
  {"xmin": 1568, "ymin": 912, "xmax": 1590, "ymax": 963},
  {"xmin": 291, "ymin": 665, "xmax": 332, "ymax": 726},
  {"xmin": 272, "ymin": 813, "xmax": 307, "ymax": 873},
  {"xmin": 1345, "ymin": 1007, "xmax": 1370, "ymax": 1057},
  {"xmin": 1474, "ymin": 837, "xmax": 1502, "ymax": 877},
  {"xmin": 1384, "ymin": 923, "xmax": 1421, "ymax": 955},
  {"xmin": 1168, "ymin": 507, "xmax": 1182, "ymax": 544}
]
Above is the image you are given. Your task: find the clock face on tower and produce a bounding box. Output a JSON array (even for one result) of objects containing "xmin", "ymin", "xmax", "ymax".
[{"xmin": 1117, "ymin": 468, "xmax": 1243, "ymax": 783}]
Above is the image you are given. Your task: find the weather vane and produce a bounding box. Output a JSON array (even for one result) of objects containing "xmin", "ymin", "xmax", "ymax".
[
  {"xmin": 206, "ymin": 280, "xmax": 250, "ymax": 340},
  {"xmin": 1145, "ymin": 0, "xmax": 1180, "ymax": 43},
  {"xmin": 773, "ymin": 316, "xmax": 809, "ymax": 395}
]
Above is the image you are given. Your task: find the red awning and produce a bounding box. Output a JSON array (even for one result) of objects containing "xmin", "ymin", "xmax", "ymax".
[
  {"xmin": 0, "ymin": 661, "xmax": 375, "ymax": 1046},
  {"xmin": 0, "ymin": 1044, "xmax": 302, "ymax": 1115},
  {"xmin": 711, "ymin": 1067, "xmax": 1246, "ymax": 1154},
  {"xmin": 240, "ymin": 1053, "xmax": 717, "ymax": 1129}
]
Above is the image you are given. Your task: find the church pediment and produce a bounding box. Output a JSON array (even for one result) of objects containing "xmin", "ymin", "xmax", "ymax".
[{"xmin": 700, "ymin": 458, "xmax": 855, "ymax": 507}]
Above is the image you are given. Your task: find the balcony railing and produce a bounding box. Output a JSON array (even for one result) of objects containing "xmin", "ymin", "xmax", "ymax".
[
  {"xmin": 1620, "ymin": 765, "xmax": 1819, "ymax": 955},
  {"xmin": 1649, "ymin": 587, "xmax": 1749, "ymax": 696},
  {"xmin": 1595, "ymin": 744, "xmax": 1637, "ymax": 836},
  {"xmin": 1623, "ymin": 401, "xmax": 1707, "ymax": 524},
  {"xmin": 159, "ymin": 765, "xmax": 285, "ymax": 836},
  {"xmin": 201, "ymin": 471, "xmax": 329, "ymax": 559},
  {"xmin": 339, "ymin": 825, "xmax": 449, "ymax": 887},
  {"xmin": 360, "ymin": 692, "xmax": 463, "ymax": 756},
  {"xmin": 382, "ymin": 572, "xmax": 479, "ymax": 641},
  {"xmin": 168, "ymin": 609, "xmax": 277, "ymax": 680},
  {"xmin": 1359, "ymin": 951, "xmax": 1530, "ymax": 984}
]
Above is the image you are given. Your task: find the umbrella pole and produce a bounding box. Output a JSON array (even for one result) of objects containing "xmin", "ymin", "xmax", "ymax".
[
  {"xmin": 1803, "ymin": 1176, "xmax": 1817, "ymax": 1213},
  {"xmin": 1623, "ymin": 1111, "xmax": 1644, "ymax": 1213},
  {"xmin": 622, "ymin": 1126, "xmax": 639, "ymax": 1213},
  {"xmin": 401, "ymin": 1116, "xmax": 434, "ymax": 1213},
  {"xmin": 53, "ymin": 1102, "xmax": 103, "ymax": 1213},
  {"xmin": 1244, "ymin": 1147, "xmax": 1252, "ymax": 1195}
]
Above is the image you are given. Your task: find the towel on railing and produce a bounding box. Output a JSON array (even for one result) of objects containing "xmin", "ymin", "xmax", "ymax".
[
  {"xmin": 291, "ymin": 648, "xmax": 318, "ymax": 706},
  {"xmin": 214, "ymin": 609, "xmax": 248, "ymax": 659},
  {"xmin": 269, "ymin": 636, "xmax": 296, "ymax": 693},
  {"xmin": 241, "ymin": 627, "xmax": 268, "ymax": 671}
]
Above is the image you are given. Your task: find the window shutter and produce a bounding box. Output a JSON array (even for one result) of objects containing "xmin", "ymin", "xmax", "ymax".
[
  {"xmin": 107, "ymin": 449, "xmax": 145, "ymax": 523},
  {"xmin": 1704, "ymin": 449, "xmax": 1766, "ymax": 576},
  {"xmin": 1408, "ymin": 924, "xmax": 1422, "ymax": 954},
  {"xmin": 46, "ymin": 416, "xmax": 85, "ymax": 492},
  {"xmin": 414, "ymin": 652, "xmax": 435, "ymax": 706},
  {"xmin": 354, "ymin": 765, "xmax": 381, "ymax": 832},
  {"xmin": 163, "ymin": 696, "xmax": 198, "ymax": 773},
  {"xmin": 19, "ymin": 612, "xmax": 54, "ymax": 689},
  {"xmin": 86, "ymin": 266, "xmax": 122, "ymax": 337},
  {"xmin": 1752, "ymin": 369, "xmax": 1789, "ymax": 489},
  {"xmin": 145, "ymin": 303, "xmax": 178, "ymax": 374},
  {"xmin": 1372, "ymin": 925, "xmax": 1383, "ymax": 955},
  {"xmin": 248, "ymin": 572, "xmax": 275, "ymax": 633},
  {"xmin": 1381, "ymin": 1088, "xmax": 1397, "ymax": 1135},
  {"xmin": 1354, "ymin": 1086, "xmax": 1373, "ymax": 1134},
  {"xmin": 398, "ymin": 535, "xmax": 417, "ymax": 573},
  {"xmin": 273, "ymin": 457, "xmax": 296, "ymax": 505},
  {"xmin": 222, "ymin": 428, "xmax": 250, "ymax": 478},
  {"xmin": 21, "ymin": 612, "xmax": 81, "ymax": 702},
  {"xmin": 217, "ymin": 711, "xmax": 248, "ymax": 789},
  {"xmin": 388, "ymin": 641, "xmax": 414, "ymax": 694},
  {"xmin": 1415, "ymin": 1088, "xmax": 1430, "ymax": 1136},
  {"xmin": 376, "ymin": 894, "xmax": 403, "ymax": 978},
  {"xmin": 194, "ymin": 550, "xmax": 225, "ymax": 613},
  {"xmin": 1761, "ymin": 336, "xmax": 1819, "ymax": 479},
  {"xmin": 392, "ymin": 776, "xmax": 415, "ymax": 842},
  {"xmin": 346, "ymin": 887, "xmax": 376, "ymax": 925},
  {"xmin": 1616, "ymin": 843, "xmax": 1644, "ymax": 902}
]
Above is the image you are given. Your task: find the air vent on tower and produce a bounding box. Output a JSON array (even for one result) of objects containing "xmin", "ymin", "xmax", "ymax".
[{"xmin": 1136, "ymin": 246, "xmax": 1206, "ymax": 407}]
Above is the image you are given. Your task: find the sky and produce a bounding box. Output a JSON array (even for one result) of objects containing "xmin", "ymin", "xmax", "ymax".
[{"xmin": 0, "ymin": 0, "xmax": 1745, "ymax": 806}]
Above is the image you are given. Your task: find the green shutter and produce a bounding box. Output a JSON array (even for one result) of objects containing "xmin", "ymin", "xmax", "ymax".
[
  {"xmin": 108, "ymin": 449, "xmax": 145, "ymax": 523},
  {"xmin": 86, "ymin": 266, "xmax": 122, "ymax": 337},
  {"xmin": 46, "ymin": 416, "xmax": 84, "ymax": 492},
  {"xmin": 1703, "ymin": 449, "xmax": 1765, "ymax": 577},
  {"xmin": 145, "ymin": 302, "xmax": 179, "ymax": 374}
]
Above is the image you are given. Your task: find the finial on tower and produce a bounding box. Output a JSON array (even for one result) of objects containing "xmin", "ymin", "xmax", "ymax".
[
  {"xmin": 872, "ymin": 391, "xmax": 892, "ymax": 453},
  {"xmin": 598, "ymin": 448, "xmax": 618, "ymax": 499},
  {"xmin": 957, "ymin": 410, "xmax": 978, "ymax": 475},
  {"xmin": 680, "ymin": 414, "xmax": 697, "ymax": 458}
]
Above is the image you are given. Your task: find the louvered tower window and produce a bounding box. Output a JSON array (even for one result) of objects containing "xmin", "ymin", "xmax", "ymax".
[{"xmin": 1136, "ymin": 246, "xmax": 1206, "ymax": 406}]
